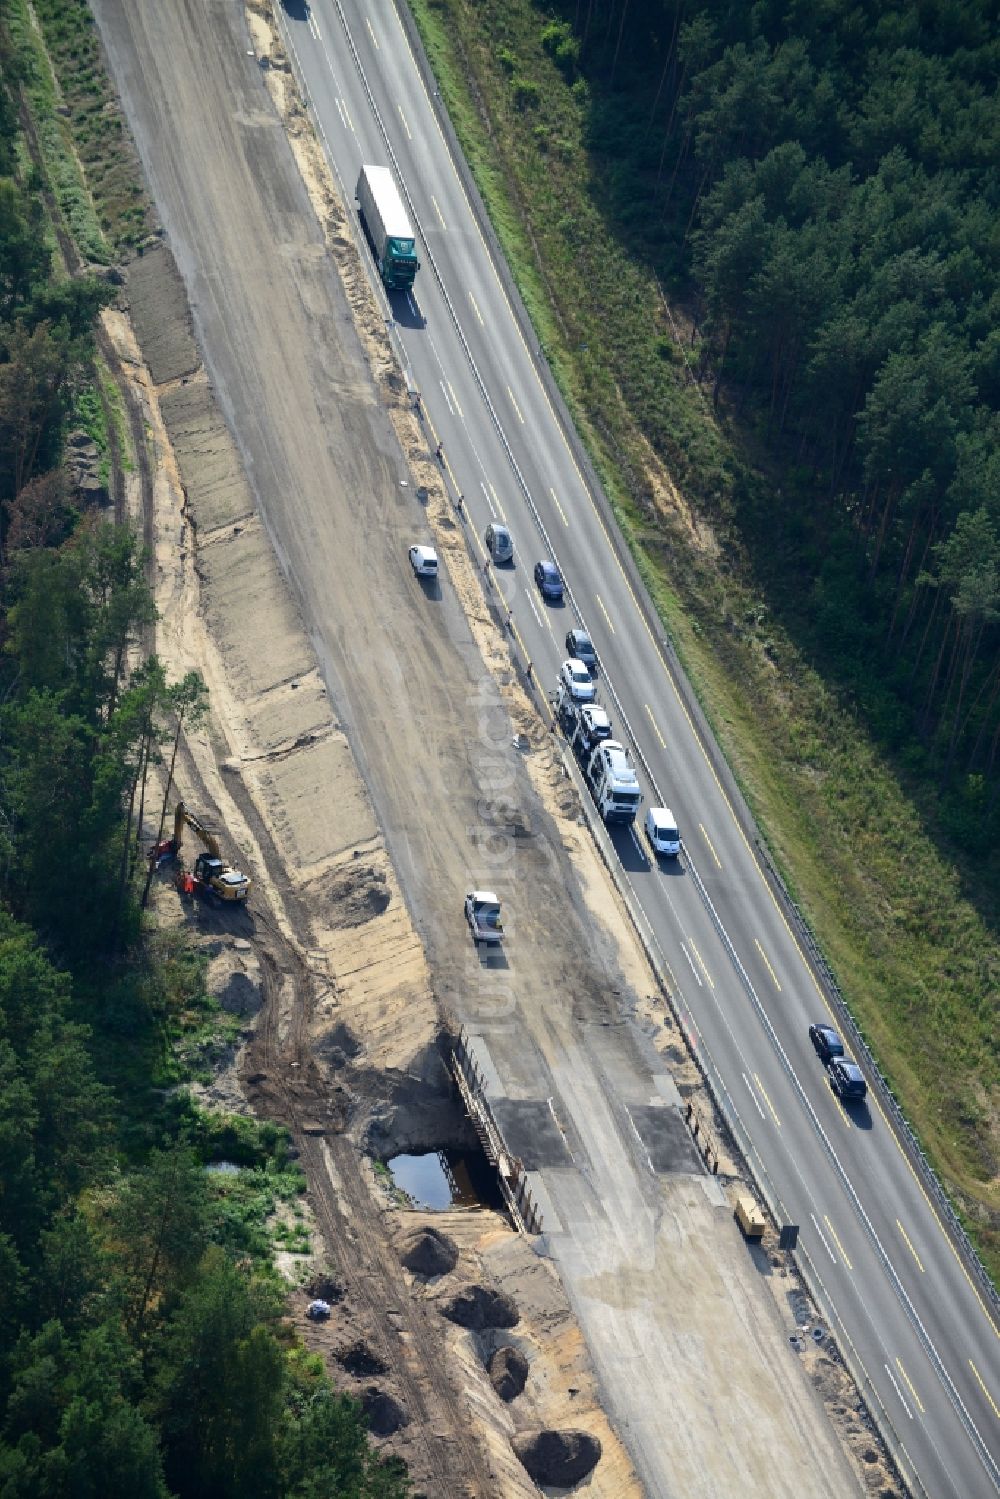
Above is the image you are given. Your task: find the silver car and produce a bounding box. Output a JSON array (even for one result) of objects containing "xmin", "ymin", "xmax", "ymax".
[{"xmin": 485, "ymin": 523, "xmax": 514, "ymax": 564}]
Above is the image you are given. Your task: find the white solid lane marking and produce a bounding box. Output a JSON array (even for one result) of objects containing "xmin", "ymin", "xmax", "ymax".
[
  {"xmin": 811, "ymin": 1212, "xmax": 837, "ymax": 1264},
  {"xmin": 743, "ymin": 1072, "xmax": 766, "ymax": 1120},
  {"xmin": 680, "ymin": 941, "xmax": 702, "ymax": 986},
  {"xmin": 885, "ymin": 1362, "xmax": 914, "ymax": 1420}
]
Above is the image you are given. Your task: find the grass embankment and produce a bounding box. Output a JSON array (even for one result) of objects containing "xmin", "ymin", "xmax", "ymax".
[
  {"xmin": 11, "ymin": 0, "xmax": 152, "ymax": 257},
  {"xmin": 410, "ymin": 0, "xmax": 999, "ymax": 1279}
]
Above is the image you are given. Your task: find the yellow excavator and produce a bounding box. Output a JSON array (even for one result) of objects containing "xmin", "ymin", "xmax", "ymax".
[{"xmin": 152, "ymin": 801, "xmax": 251, "ymax": 905}]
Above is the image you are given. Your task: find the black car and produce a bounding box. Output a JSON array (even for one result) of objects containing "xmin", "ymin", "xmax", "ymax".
[
  {"xmin": 534, "ymin": 559, "xmax": 564, "ymax": 602},
  {"xmin": 829, "ymin": 1058, "xmax": 867, "ymax": 1101},
  {"xmin": 565, "ymin": 627, "xmax": 597, "ymax": 674},
  {"xmin": 808, "ymin": 1023, "xmax": 844, "ymax": 1065}
]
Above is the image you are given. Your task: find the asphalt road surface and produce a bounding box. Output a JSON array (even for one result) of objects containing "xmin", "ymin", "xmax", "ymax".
[{"xmin": 270, "ymin": 3, "xmax": 1000, "ymax": 1495}]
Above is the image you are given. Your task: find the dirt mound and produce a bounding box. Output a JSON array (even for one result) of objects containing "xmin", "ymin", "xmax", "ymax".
[
  {"xmin": 215, "ymin": 969, "xmax": 262, "ymax": 1016},
  {"xmin": 512, "ymin": 1428, "xmax": 602, "ymax": 1486},
  {"xmin": 306, "ymin": 1273, "xmax": 344, "ymax": 1304},
  {"xmin": 320, "ymin": 861, "xmax": 391, "ymax": 928},
  {"xmin": 335, "ymin": 1340, "xmax": 389, "ymax": 1377},
  {"xmin": 316, "ymin": 1021, "xmax": 362, "ymax": 1070},
  {"xmin": 488, "ymin": 1344, "xmax": 529, "ymax": 1402},
  {"xmin": 439, "ymin": 1283, "xmax": 518, "ymax": 1330},
  {"xmin": 400, "ymin": 1225, "xmax": 459, "ymax": 1278},
  {"xmin": 361, "ymin": 1386, "xmax": 409, "ymax": 1436}
]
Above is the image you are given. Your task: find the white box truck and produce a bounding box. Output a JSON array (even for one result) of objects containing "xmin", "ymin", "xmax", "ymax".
[{"xmin": 356, "ymin": 165, "xmax": 419, "ymax": 292}]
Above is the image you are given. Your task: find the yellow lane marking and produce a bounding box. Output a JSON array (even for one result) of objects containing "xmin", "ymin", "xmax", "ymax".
[
  {"xmin": 468, "ymin": 290, "xmax": 483, "ymax": 324},
  {"xmin": 688, "ymin": 939, "xmax": 714, "ymax": 990},
  {"xmin": 754, "ymin": 937, "xmax": 781, "ymax": 990},
  {"xmin": 831, "ymin": 1091, "xmax": 852, "ymax": 1128},
  {"xmin": 397, "ymin": 104, "xmax": 412, "ymax": 140},
  {"xmin": 549, "ymin": 487, "xmax": 569, "ymax": 528},
  {"xmin": 595, "ymin": 593, "xmax": 616, "ymax": 635},
  {"xmin": 824, "ymin": 1215, "xmax": 853, "ymax": 1270},
  {"xmin": 365, "ymin": 16, "xmax": 379, "ymax": 48},
  {"xmin": 755, "ymin": 1075, "xmax": 781, "ymax": 1128},
  {"xmin": 896, "ymin": 1219, "xmax": 925, "ymax": 1273},
  {"xmin": 896, "ymin": 1358, "xmax": 925, "ymax": 1414},
  {"xmin": 431, "ymin": 195, "xmax": 447, "ymax": 230},
  {"xmin": 389, "ymin": 0, "xmax": 1000, "ymax": 1347},
  {"xmin": 969, "ymin": 1360, "xmax": 1000, "ymax": 1419},
  {"xmin": 867, "ymin": 1091, "xmax": 998, "ymax": 1335},
  {"xmin": 470, "ymin": 526, "xmax": 488, "ymax": 561},
  {"xmin": 507, "ymin": 385, "xmax": 525, "ymax": 424},
  {"xmin": 512, "ymin": 616, "xmax": 550, "ymax": 712},
  {"xmin": 644, "ymin": 704, "xmax": 666, "ymax": 748},
  {"xmin": 446, "ymin": 382, "xmax": 463, "ymax": 420},
  {"xmin": 700, "ymin": 823, "xmax": 722, "ymax": 870},
  {"xmin": 488, "ymin": 481, "xmax": 507, "ymax": 525}
]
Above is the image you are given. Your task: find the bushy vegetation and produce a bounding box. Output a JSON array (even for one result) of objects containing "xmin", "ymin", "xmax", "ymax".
[
  {"xmin": 412, "ymin": 0, "xmax": 999, "ymax": 1271},
  {"xmin": 0, "ymin": 14, "xmax": 410, "ymax": 1495},
  {"xmin": 7, "ymin": 0, "xmax": 153, "ymax": 255}
]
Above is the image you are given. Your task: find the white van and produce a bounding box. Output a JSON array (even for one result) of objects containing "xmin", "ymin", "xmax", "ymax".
[{"xmin": 644, "ymin": 806, "xmax": 680, "ymax": 858}]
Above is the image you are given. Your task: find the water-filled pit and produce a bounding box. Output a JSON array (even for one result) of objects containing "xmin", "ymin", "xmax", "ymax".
[{"xmin": 386, "ymin": 1148, "xmax": 504, "ymax": 1211}]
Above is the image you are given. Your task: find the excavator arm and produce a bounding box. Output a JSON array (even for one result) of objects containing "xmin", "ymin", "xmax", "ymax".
[
  {"xmin": 173, "ymin": 801, "xmax": 222, "ymax": 860},
  {"xmin": 171, "ymin": 802, "xmax": 249, "ymax": 903}
]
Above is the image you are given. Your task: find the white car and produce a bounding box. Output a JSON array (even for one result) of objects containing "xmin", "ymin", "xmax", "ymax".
[
  {"xmin": 408, "ymin": 544, "xmax": 438, "ymax": 578},
  {"xmin": 645, "ymin": 806, "xmax": 680, "ymax": 858},
  {"xmin": 559, "ymin": 658, "xmax": 597, "ymax": 703},
  {"xmin": 465, "ymin": 890, "xmax": 503, "ymax": 944}
]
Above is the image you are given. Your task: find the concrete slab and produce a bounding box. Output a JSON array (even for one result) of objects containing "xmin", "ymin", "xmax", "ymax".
[
  {"xmin": 492, "ymin": 1098, "xmax": 574, "ymax": 1169},
  {"xmin": 627, "ymin": 1104, "xmax": 704, "ymax": 1174}
]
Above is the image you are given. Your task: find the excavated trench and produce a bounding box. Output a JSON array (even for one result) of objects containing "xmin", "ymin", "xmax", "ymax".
[
  {"xmin": 386, "ymin": 1148, "xmax": 505, "ymax": 1213},
  {"xmin": 358, "ymin": 1035, "xmax": 508, "ymax": 1218}
]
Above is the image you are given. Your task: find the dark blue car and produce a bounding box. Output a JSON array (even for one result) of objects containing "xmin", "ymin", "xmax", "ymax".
[
  {"xmin": 534, "ymin": 559, "xmax": 564, "ymax": 602},
  {"xmin": 808, "ymin": 1023, "xmax": 844, "ymax": 1065}
]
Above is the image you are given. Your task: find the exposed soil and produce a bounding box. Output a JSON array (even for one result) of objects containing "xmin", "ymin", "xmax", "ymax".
[
  {"xmin": 336, "ymin": 1341, "xmax": 390, "ymax": 1379},
  {"xmin": 488, "ymin": 1345, "xmax": 529, "ymax": 1403},
  {"xmin": 98, "ymin": 145, "xmax": 630, "ymax": 1499},
  {"xmin": 438, "ymin": 1283, "xmax": 520, "ymax": 1331},
  {"xmin": 512, "ymin": 1428, "xmax": 603, "ymax": 1487},
  {"xmin": 362, "ymin": 1386, "xmax": 410, "ymax": 1437},
  {"xmin": 400, "ymin": 1225, "xmax": 460, "ymax": 1279}
]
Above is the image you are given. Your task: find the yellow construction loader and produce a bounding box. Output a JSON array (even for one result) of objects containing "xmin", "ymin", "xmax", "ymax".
[{"xmin": 152, "ymin": 801, "xmax": 251, "ymax": 905}]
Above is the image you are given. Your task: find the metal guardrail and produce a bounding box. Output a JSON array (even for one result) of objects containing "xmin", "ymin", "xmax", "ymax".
[
  {"xmin": 683, "ymin": 994, "xmax": 926, "ymax": 1498},
  {"xmin": 753, "ymin": 836, "xmax": 1000, "ymax": 1318}
]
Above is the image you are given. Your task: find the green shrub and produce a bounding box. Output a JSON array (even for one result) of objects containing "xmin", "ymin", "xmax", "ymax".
[
  {"xmin": 512, "ymin": 77, "xmax": 541, "ymax": 110},
  {"xmin": 541, "ymin": 20, "xmax": 579, "ymax": 80}
]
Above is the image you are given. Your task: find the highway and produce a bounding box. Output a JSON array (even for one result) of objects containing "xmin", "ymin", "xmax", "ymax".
[{"xmin": 277, "ymin": 2, "xmax": 999, "ymax": 1493}]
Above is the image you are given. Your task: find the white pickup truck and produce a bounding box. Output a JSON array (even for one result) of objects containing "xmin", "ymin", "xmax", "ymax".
[{"xmin": 465, "ymin": 890, "xmax": 503, "ymax": 944}]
